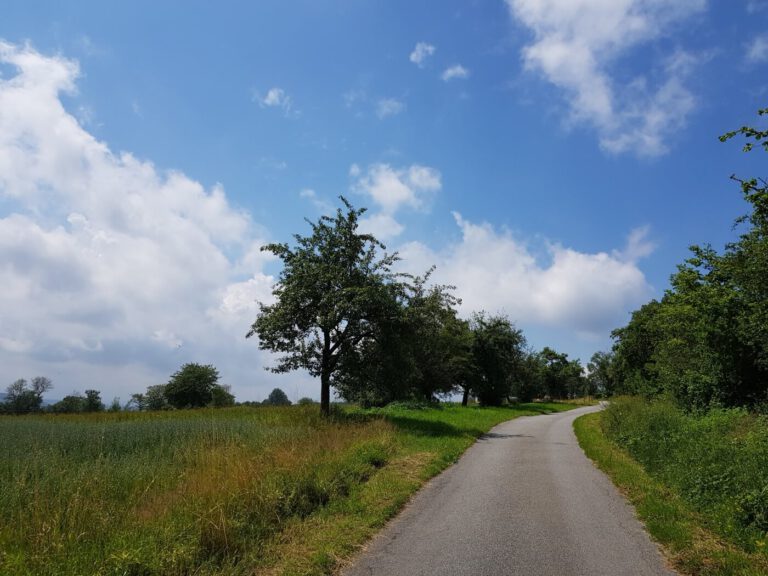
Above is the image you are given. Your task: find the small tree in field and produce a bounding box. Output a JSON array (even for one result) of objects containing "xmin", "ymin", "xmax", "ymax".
[
  {"xmin": 264, "ymin": 387, "xmax": 291, "ymax": 406},
  {"xmin": 248, "ymin": 197, "xmax": 401, "ymax": 415},
  {"xmin": 83, "ymin": 389, "xmax": 104, "ymax": 412},
  {"xmin": 165, "ymin": 363, "xmax": 219, "ymax": 408}
]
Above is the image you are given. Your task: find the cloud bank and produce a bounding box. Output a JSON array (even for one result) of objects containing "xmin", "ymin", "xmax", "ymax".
[
  {"xmin": 398, "ymin": 214, "xmax": 653, "ymax": 338},
  {"xmin": 0, "ymin": 41, "xmax": 289, "ymax": 401}
]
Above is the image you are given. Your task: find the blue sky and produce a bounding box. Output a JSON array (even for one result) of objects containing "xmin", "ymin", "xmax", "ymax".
[{"xmin": 1, "ymin": 0, "xmax": 767, "ymax": 402}]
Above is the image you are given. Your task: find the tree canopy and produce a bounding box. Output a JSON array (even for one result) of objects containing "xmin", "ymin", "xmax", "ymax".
[
  {"xmin": 611, "ymin": 107, "xmax": 768, "ymax": 409},
  {"xmin": 248, "ymin": 197, "xmax": 403, "ymax": 415},
  {"xmin": 165, "ymin": 363, "xmax": 220, "ymax": 409}
]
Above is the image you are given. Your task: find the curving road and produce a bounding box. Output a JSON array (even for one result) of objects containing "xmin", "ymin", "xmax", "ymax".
[{"xmin": 342, "ymin": 405, "xmax": 675, "ymax": 576}]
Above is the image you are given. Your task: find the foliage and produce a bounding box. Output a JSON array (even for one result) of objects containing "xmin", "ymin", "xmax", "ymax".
[
  {"xmin": 537, "ymin": 346, "xmax": 586, "ymax": 399},
  {"xmin": 469, "ymin": 312, "xmax": 526, "ymax": 406},
  {"xmin": 297, "ymin": 397, "xmax": 316, "ymax": 406},
  {"xmin": 601, "ymin": 397, "xmax": 768, "ymax": 551},
  {"xmin": 587, "ymin": 351, "xmax": 616, "ymax": 397},
  {"xmin": 264, "ymin": 387, "xmax": 291, "ymax": 406},
  {"xmin": 209, "ymin": 384, "xmax": 235, "ymax": 408},
  {"xmin": 612, "ymin": 107, "xmax": 768, "ymax": 409},
  {"xmin": 1, "ymin": 377, "xmax": 52, "ymax": 414},
  {"xmin": 51, "ymin": 394, "xmax": 86, "ymax": 414},
  {"xmin": 144, "ymin": 385, "xmax": 170, "ymax": 411},
  {"xmin": 165, "ymin": 363, "xmax": 220, "ymax": 409},
  {"xmin": 249, "ymin": 197, "xmax": 403, "ymax": 415},
  {"xmin": 83, "ymin": 389, "xmax": 104, "ymax": 412},
  {"xmin": 335, "ymin": 271, "xmax": 472, "ymax": 407},
  {"xmin": 576, "ymin": 411, "xmax": 768, "ymax": 575}
]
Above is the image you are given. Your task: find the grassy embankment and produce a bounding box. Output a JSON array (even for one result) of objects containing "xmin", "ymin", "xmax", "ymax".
[
  {"xmin": 0, "ymin": 401, "xmax": 573, "ymax": 576},
  {"xmin": 575, "ymin": 397, "xmax": 768, "ymax": 575}
]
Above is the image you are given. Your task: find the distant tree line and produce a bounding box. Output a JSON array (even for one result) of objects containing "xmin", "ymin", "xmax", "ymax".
[
  {"xmin": 0, "ymin": 365, "xmax": 309, "ymax": 415},
  {"xmin": 249, "ymin": 197, "xmax": 593, "ymax": 414},
  {"xmin": 597, "ymin": 108, "xmax": 768, "ymax": 410}
]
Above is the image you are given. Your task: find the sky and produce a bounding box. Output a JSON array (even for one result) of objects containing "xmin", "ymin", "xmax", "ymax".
[{"xmin": 1, "ymin": 0, "xmax": 767, "ymax": 403}]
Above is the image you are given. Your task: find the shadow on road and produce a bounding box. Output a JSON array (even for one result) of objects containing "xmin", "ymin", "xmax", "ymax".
[{"xmin": 478, "ymin": 432, "xmax": 534, "ymax": 441}]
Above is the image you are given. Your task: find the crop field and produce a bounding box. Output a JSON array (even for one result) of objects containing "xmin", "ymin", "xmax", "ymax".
[{"xmin": 0, "ymin": 402, "xmax": 573, "ymax": 576}]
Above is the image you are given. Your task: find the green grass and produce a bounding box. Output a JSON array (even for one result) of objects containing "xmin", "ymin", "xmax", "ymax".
[
  {"xmin": 575, "ymin": 404, "xmax": 768, "ymax": 576},
  {"xmin": 0, "ymin": 401, "xmax": 573, "ymax": 576}
]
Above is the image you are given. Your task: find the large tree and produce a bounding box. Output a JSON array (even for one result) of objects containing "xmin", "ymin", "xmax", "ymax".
[
  {"xmin": 334, "ymin": 274, "xmax": 473, "ymax": 407},
  {"xmin": 469, "ymin": 313, "xmax": 526, "ymax": 406},
  {"xmin": 165, "ymin": 363, "xmax": 220, "ymax": 408},
  {"xmin": 248, "ymin": 198, "xmax": 402, "ymax": 415}
]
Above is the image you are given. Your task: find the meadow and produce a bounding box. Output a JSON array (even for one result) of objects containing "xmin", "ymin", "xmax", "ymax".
[{"xmin": 0, "ymin": 402, "xmax": 573, "ymax": 576}]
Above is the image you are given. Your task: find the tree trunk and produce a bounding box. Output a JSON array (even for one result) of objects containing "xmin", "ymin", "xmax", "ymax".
[
  {"xmin": 320, "ymin": 370, "xmax": 330, "ymax": 416},
  {"xmin": 321, "ymin": 328, "xmax": 331, "ymax": 416},
  {"xmin": 461, "ymin": 387, "xmax": 469, "ymax": 407}
]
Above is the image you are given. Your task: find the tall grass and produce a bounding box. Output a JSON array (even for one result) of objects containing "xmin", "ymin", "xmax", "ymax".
[
  {"xmin": 601, "ymin": 397, "xmax": 768, "ymax": 554},
  {"xmin": 0, "ymin": 402, "xmax": 573, "ymax": 575}
]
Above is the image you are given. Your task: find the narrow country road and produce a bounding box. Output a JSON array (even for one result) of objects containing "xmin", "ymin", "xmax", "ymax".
[{"xmin": 342, "ymin": 405, "xmax": 675, "ymax": 576}]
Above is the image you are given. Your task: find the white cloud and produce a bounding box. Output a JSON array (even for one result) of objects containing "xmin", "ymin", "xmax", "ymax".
[
  {"xmin": 254, "ymin": 86, "xmax": 296, "ymax": 117},
  {"xmin": 747, "ymin": 35, "xmax": 768, "ymax": 63},
  {"xmin": 376, "ymin": 97, "xmax": 406, "ymax": 119},
  {"xmin": 441, "ymin": 64, "xmax": 470, "ymax": 81},
  {"xmin": 506, "ymin": 0, "xmax": 706, "ymax": 157},
  {"xmin": 352, "ymin": 163, "xmax": 441, "ymax": 214},
  {"xmin": 0, "ymin": 41, "xmax": 308, "ymax": 402},
  {"xmin": 351, "ymin": 163, "xmax": 441, "ymax": 239},
  {"xmin": 410, "ymin": 42, "xmax": 436, "ymax": 67},
  {"xmin": 358, "ymin": 213, "xmax": 405, "ymax": 241},
  {"xmin": 397, "ymin": 214, "xmax": 653, "ymax": 336},
  {"xmin": 747, "ymin": 1, "xmax": 767, "ymax": 13}
]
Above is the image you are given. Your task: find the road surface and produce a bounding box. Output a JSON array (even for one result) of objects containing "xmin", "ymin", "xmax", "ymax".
[{"xmin": 342, "ymin": 405, "xmax": 675, "ymax": 576}]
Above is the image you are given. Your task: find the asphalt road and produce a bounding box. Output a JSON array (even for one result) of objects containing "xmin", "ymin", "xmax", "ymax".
[{"xmin": 342, "ymin": 405, "xmax": 676, "ymax": 576}]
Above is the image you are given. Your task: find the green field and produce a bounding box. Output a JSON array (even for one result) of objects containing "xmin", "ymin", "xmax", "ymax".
[{"xmin": 0, "ymin": 402, "xmax": 573, "ymax": 576}]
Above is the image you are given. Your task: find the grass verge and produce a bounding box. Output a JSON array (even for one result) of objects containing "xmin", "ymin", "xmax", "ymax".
[
  {"xmin": 575, "ymin": 411, "xmax": 768, "ymax": 576},
  {"xmin": 1, "ymin": 402, "xmax": 573, "ymax": 576}
]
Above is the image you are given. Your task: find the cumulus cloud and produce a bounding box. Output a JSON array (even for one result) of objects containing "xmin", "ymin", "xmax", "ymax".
[
  {"xmin": 410, "ymin": 42, "xmax": 436, "ymax": 67},
  {"xmin": 397, "ymin": 214, "xmax": 653, "ymax": 337},
  {"xmin": 351, "ymin": 163, "xmax": 441, "ymax": 240},
  {"xmin": 352, "ymin": 163, "xmax": 441, "ymax": 213},
  {"xmin": 441, "ymin": 64, "xmax": 470, "ymax": 81},
  {"xmin": 747, "ymin": 35, "xmax": 768, "ymax": 63},
  {"xmin": 0, "ymin": 41, "xmax": 305, "ymax": 401},
  {"xmin": 376, "ymin": 97, "xmax": 406, "ymax": 119},
  {"xmin": 506, "ymin": 0, "xmax": 706, "ymax": 156}
]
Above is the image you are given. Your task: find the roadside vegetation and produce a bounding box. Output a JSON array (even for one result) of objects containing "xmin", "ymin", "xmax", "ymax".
[
  {"xmin": 0, "ymin": 401, "xmax": 573, "ymax": 576},
  {"xmin": 577, "ymin": 402, "xmax": 768, "ymax": 575},
  {"xmin": 575, "ymin": 110, "xmax": 768, "ymax": 574}
]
